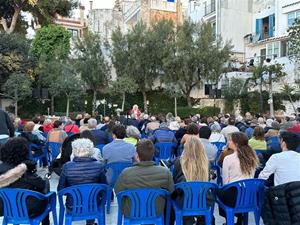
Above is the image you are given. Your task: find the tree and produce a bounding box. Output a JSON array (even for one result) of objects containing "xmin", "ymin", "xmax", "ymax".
[
  {"xmin": 288, "ymin": 18, "xmax": 300, "ymax": 60},
  {"xmin": 74, "ymin": 31, "xmax": 110, "ymax": 115},
  {"xmin": 109, "ymin": 76, "xmax": 138, "ymax": 112},
  {"xmin": 163, "ymin": 83, "xmax": 184, "ymax": 117},
  {"xmin": 223, "ymin": 78, "xmax": 245, "ymax": 113},
  {"xmin": 125, "ymin": 21, "xmax": 174, "ymax": 112},
  {"xmin": 2, "ymin": 73, "xmax": 32, "ymax": 116},
  {"xmin": 0, "ymin": 33, "xmax": 32, "ymax": 88},
  {"xmin": 31, "ymin": 25, "xmax": 71, "ymax": 60},
  {"xmin": 280, "ymin": 83, "xmax": 298, "ymax": 114},
  {"xmin": 0, "ymin": 0, "xmax": 76, "ymax": 34},
  {"xmin": 163, "ymin": 21, "xmax": 232, "ymax": 107}
]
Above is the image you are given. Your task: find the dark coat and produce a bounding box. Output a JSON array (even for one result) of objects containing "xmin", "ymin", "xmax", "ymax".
[
  {"xmin": 0, "ymin": 161, "xmax": 48, "ymax": 217},
  {"xmin": 262, "ymin": 181, "xmax": 300, "ymax": 225},
  {"xmin": 0, "ymin": 109, "xmax": 14, "ymax": 137}
]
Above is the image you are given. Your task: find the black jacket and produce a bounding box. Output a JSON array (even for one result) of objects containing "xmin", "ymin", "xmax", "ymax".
[
  {"xmin": 0, "ymin": 109, "xmax": 14, "ymax": 137},
  {"xmin": 262, "ymin": 181, "xmax": 300, "ymax": 225}
]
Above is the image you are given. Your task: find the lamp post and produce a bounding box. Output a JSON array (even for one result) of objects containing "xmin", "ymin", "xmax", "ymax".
[{"xmin": 264, "ymin": 58, "xmax": 274, "ymax": 118}]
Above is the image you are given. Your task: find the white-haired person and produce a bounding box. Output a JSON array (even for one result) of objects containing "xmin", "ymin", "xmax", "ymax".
[
  {"xmin": 58, "ymin": 138, "xmax": 106, "ymax": 225},
  {"xmin": 124, "ymin": 125, "xmax": 141, "ymax": 146},
  {"xmin": 209, "ymin": 122, "xmax": 226, "ymax": 143}
]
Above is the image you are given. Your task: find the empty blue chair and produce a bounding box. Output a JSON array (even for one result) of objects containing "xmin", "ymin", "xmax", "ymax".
[
  {"xmin": 105, "ymin": 162, "xmax": 133, "ymax": 214},
  {"xmin": 116, "ymin": 188, "xmax": 171, "ymax": 225},
  {"xmin": 172, "ymin": 182, "xmax": 218, "ymax": 225},
  {"xmin": 28, "ymin": 143, "xmax": 48, "ymax": 167},
  {"xmin": 210, "ymin": 142, "xmax": 225, "ymax": 186},
  {"xmin": 58, "ymin": 184, "xmax": 108, "ymax": 225},
  {"xmin": 0, "ymin": 188, "xmax": 57, "ymax": 225},
  {"xmin": 217, "ymin": 179, "xmax": 265, "ymax": 225},
  {"xmin": 155, "ymin": 142, "xmax": 175, "ymax": 160},
  {"xmin": 48, "ymin": 142, "xmax": 62, "ymax": 161}
]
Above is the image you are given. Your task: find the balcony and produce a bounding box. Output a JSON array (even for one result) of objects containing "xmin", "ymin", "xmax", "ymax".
[
  {"xmin": 204, "ymin": 2, "xmax": 216, "ymax": 16},
  {"xmin": 124, "ymin": 1, "xmax": 141, "ymax": 23}
]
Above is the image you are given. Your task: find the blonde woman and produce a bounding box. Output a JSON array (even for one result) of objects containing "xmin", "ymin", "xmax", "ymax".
[{"xmin": 172, "ymin": 136, "xmax": 211, "ymax": 225}]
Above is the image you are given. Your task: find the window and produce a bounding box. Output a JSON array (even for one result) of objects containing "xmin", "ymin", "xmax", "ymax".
[
  {"xmin": 204, "ymin": 84, "xmax": 212, "ymax": 95},
  {"xmin": 288, "ymin": 10, "xmax": 300, "ymax": 27},
  {"xmin": 266, "ymin": 42, "xmax": 279, "ymax": 59},
  {"xmin": 281, "ymin": 41, "xmax": 287, "ymax": 57},
  {"xmin": 212, "ymin": 21, "xmax": 216, "ymax": 38},
  {"xmin": 68, "ymin": 29, "xmax": 79, "ymax": 38}
]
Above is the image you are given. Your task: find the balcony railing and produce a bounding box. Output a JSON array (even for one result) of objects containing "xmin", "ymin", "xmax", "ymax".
[
  {"xmin": 124, "ymin": 1, "xmax": 141, "ymax": 22},
  {"xmin": 204, "ymin": 2, "xmax": 216, "ymax": 16}
]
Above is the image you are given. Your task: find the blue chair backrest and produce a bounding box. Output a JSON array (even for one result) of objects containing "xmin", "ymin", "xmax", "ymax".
[
  {"xmin": 221, "ymin": 179, "xmax": 265, "ymax": 209},
  {"xmin": 266, "ymin": 136, "xmax": 281, "ymax": 152},
  {"xmin": 175, "ymin": 181, "xmax": 218, "ymax": 211},
  {"xmin": 105, "ymin": 162, "xmax": 133, "ymax": 186},
  {"xmin": 48, "ymin": 142, "xmax": 62, "ymax": 160},
  {"xmin": 155, "ymin": 142, "xmax": 174, "ymax": 159},
  {"xmin": 0, "ymin": 188, "xmax": 50, "ymax": 222},
  {"xmin": 58, "ymin": 184, "xmax": 108, "ymax": 217},
  {"xmin": 117, "ymin": 188, "xmax": 170, "ymax": 219},
  {"xmin": 212, "ymin": 142, "xmax": 226, "ymax": 151}
]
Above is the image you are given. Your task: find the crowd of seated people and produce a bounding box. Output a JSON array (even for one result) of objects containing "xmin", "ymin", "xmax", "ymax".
[{"xmin": 0, "ymin": 107, "xmax": 300, "ymax": 225}]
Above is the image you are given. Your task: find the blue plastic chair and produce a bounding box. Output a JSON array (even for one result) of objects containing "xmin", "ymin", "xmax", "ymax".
[
  {"xmin": 155, "ymin": 142, "xmax": 175, "ymax": 160},
  {"xmin": 210, "ymin": 142, "xmax": 226, "ymax": 186},
  {"xmin": 58, "ymin": 184, "xmax": 108, "ymax": 225},
  {"xmin": 105, "ymin": 162, "xmax": 133, "ymax": 214},
  {"xmin": 116, "ymin": 188, "xmax": 171, "ymax": 225},
  {"xmin": 172, "ymin": 182, "xmax": 218, "ymax": 225},
  {"xmin": 0, "ymin": 188, "xmax": 57, "ymax": 225},
  {"xmin": 266, "ymin": 136, "xmax": 281, "ymax": 152},
  {"xmin": 28, "ymin": 143, "xmax": 48, "ymax": 167},
  {"xmin": 96, "ymin": 144, "xmax": 106, "ymax": 155},
  {"xmin": 48, "ymin": 142, "xmax": 62, "ymax": 161},
  {"xmin": 217, "ymin": 179, "xmax": 265, "ymax": 225}
]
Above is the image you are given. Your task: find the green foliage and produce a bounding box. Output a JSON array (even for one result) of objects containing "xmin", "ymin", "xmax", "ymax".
[
  {"xmin": 31, "ymin": 25, "xmax": 71, "ymax": 59},
  {"xmin": 2, "ymin": 73, "xmax": 32, "ymax": 115},
  {"xmin": 163, "ymin": 20, "xmax": 232, "ymax": 106},
  {"xmin": 0, "ymin": 0, "xmax": 76, "ymax": 34},
  {"xmin": 0, "ymin": 32, "xmax": 32, "ymax": 88},
  {"xmin": 288, "ymin": 18, "xmax": 300, "ymax": 60},
  {"xmin": 222, "ymin": 78, "xmax": 245, "ymax": 113},
  {"xmin": 74, "ymin": 31, "xmax": 110, "ymax": 114}
]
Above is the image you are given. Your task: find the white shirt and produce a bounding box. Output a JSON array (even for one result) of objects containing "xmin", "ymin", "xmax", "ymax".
[
  {"xmin": 259, "ymin": 151, "xmax": 300, "ymax": 186},
  {"xmin": 221, "ymin": 125, "xmax": 239, "ymax": 137},
  {"xmin": 223, "ymin": 151, "xmax": 255, "ymax": 184},
  {"xmin": 209, "ymin": 132, "xmax": 226, "ymax": 143}
]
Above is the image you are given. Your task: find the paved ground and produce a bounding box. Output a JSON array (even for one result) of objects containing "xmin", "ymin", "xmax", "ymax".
[{"xmin": 1, "ymin": 167, "xmax": 261, "ymax": 225}]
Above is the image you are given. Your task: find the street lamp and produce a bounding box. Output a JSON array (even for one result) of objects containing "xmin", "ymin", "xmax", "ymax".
[{"xmin": 263, "ymin": 58, "xmax": 274, "ymax": 117}]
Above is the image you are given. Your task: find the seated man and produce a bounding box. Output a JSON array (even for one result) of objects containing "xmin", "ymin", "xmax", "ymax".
[
  {"xmin": 259, "ymin": 131, "xmax": 300, "ymax": 186},
  {"xmin": 199, "ymin": 126, "xmax": 218, "ymax": 162},
  {"xmin": 115, "ymin": 139, "xmax": 174, "ymax": 217},
  {"xmin": 102, "ymin": 125, "xmax": 136, "ymax": 164},
  {"xmin": 88, "ymin": 118, "xmax": 110, "ymax": 145},
  {"xmin": 149, "ymin": 122, "xmax": 177, "ymax": 145}
]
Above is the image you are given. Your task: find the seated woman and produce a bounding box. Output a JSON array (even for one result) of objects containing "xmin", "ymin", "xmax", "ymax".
[
  {"xmin": 217, "ymin": 132, "xmax": 259, "ymax": 225},
  {"xmin": 57, "ymin": 138, "xmax": 107, "ymax": 225},
  {"xmin": 249, "ymin": 126, "xmax": 267, "ymax": 150},
  {"xmin": 123, "ymin": 125, "xmax": 141, "ymax": 146},
  {"xmin": 172, "ymin": 136, "xmax": 213, "ymax": 225},
  {"xmin": 0, "ymin": 137, "xmax": 50, "ymax": 225},
  {"xmin": 48, "ymin": 120, "xmax": 68, "ymax": 144},
  {"xmin": 209, "ymin": 123, "xmax": 226, "ymax": 143}
]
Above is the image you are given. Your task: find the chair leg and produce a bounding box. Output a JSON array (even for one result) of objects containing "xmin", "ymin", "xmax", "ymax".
[
  {"xmin": 205, "ymin": 215, "xmax": 212, "ymax": 225},
  {"xmin": 2, "ymin": 218, "xmax": 7, "ymax": 225},
  {"xmin": 243, "ymin": 213, "xmax": 249, "ymax": 225},
  {"xmin": 254, "ymin": 210, "xmax": 261, "ymax": 225},
  {"xmin": 106, "ymin": 188, "xmax": 112, "ymax": 214},
  {"xmin": 117, "ymin": 209, "xmax": 122, "ymax": 225},
  {"xmin": 52, "ymin": 207, "xmax": 58, "ymax": 225},
  {"xmin": 98, "ymin": 216, "xmax": 105, "ymax": 225},
  {"xmin": 65, "ymin": 216, "xmax": 72, "ymax": 225},
  {"xmin": 175, "ymin": 213, "xmax": 182, "ymax": 225},
  {"xmin": 226, "ymin": 210, "xmax": 235, "ymax": 225}
]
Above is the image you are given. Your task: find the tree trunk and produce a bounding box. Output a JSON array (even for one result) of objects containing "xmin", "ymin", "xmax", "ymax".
[
  {"xmin": 142, "ymin": 91, "xmax": 148, "ymax": 113},
  {"xmin": 122, "ymin": 92, "xmax": 125, "ymax": 112},
  {"xmin": 66, "ymin": 95, "xmax": 70, "ymax": 117},
  {"xmin": 187, "ymin": 95, "xmax": 192, "ymax": 107},
  {"xmin": 259, "ymin": 76, "xmax": 263, "ymax": 112},
  {"xmin": 92, "ymin": 90, "xmax": 97, "ymax": 116},
  {"xmin": 288, "ymin": 95, "xmax": 297, "ymax": 115},
  {"xmin": 1, "ymin": 6, "xmax": 21, "ymax": 34},
  {"xmin": 51, "ymin": 96, "xmax": 55, "ymax": 116},
  {"xmin": 269, "ymin": 71, "xmax": 274, "ymax": 117},
  {"xmin": 174, "ymin": 97, "xmax": 177, "ymax": 117},
  {"xmin": 14, "ymin": 100, "xmax": 18, "ymax": 116}
]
